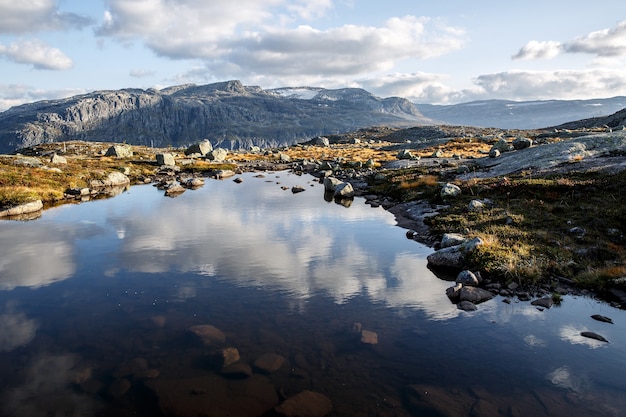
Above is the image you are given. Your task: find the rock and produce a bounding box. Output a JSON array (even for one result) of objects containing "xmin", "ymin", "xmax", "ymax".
[
  {"xmin": 50, "ymin": 153, "xmax": 67, "ymax": 164},
  {"xmin": 323, "ymin": 176, "xmax": 343, "ymax": 192},
  {"xmin": 457, "ymin": 300, "xmax": 478, "ymax": 311},
  {"xmin": 440, "ymin": 233, "xmax": 465, "ymax": 248},
  {"xmin": 13, "ymin": 157, "xmax": 43, "ymax": 167},
  {"xmin": 156, "ymin": 153, "xmax": 175, "ymax": 166},
  {"xmin": 114, "ymin": 357, "xmax": 148, "ymax": 378},
  {"xmin": 185, "ymin": 140, "xmax": 213, "ymax": 156},
  {"xmin": 185, "ymin": 177, "xmax": 205, "ymax": 188},
  {"xmin": 397, "ymin": 149, "xmax": 414, "ymax": 160},
  {"xmin": 188, "ymin": 324, "xmax": 226, "ymax": 347},
  {"xmin": 291, "ymin": 185, "xmax": 306, "ymax": 194},
  {"xmin": 513, "ymin": 136, "xmax": 533, "ymax": 150},
  {"xmin": 164, "ymin": 183, "xmax": 186, "ymax": 196},
  {"xmin": 333, "ymin": 182, "xmax": 354, "ymax": 199},
  {"xmin": 233, "ymin": 177, "xmax": 243, "ymax": 183},
  {"xmin": 214, "ymin": 169, "xmax": 235, "ymax": 179},
  {"xmin": 491, "ymin": 138, "xmax": 512, "ymax": 153},
  {"xmin": 315, "ymin": 137, "xmax": 330, "ymax": 147},
  {"xmin": 459, "ymin": 287, "xmax": 495, "ymax": 304},
  {"xmin": 427, "ymin": 238, "xmax": 484, "ymax": 269},
  {"xmin": 456, "ymin": 270, "xmax": 479, "ymax": 286},
  {"xmin": 489, "ymin": 148, "xmax": 501, "ymax": 158},
  {"xmin": 254, "ymin": 353, "xmax": 285, "ymax": 373},
  {"xmin": 440, "ymin": 183, "xmax": 461, "ymax": 199},
  {"xmin": 360, "ymin": 330, "xmax": 378, "ymax": 345},
  {"xmin": 591, "ymin": 314, "xmax": 613, "ymax": 324},
  {"xmin": 208, "ymin": 148, "xmax": 228, "ymax": 162},
  {"xmin": 275, "ymin": 390, "xmax": 332, "ymax": 417},
  {"xmin": 531, "ymin": 297, "xmax": 554, "ymax": 309},
  {"xmin": 468, "ymin": 199, "xmax": 485, "ymax": 212},
  {"xmin": 279, "ymin": 153, "xmax": 291, "ymax": 162},
  {"xmin": 91, "ymin": 171, "xmax": 130, "ymax": 188},
  {"xmin": 446, "ymin": 283, "xmax": 463, "ymax": 301},
  {"xmin": 432, "ymin": 149, "xmax": 444, "ymax": 158},
  {"xmin": 146, "ymin": 374, "xmax": 278, "ymax": 417},
  {"xmin": 0, "ymin": 200, "xmax": 43, "ymax": 217},
  {"xmin": 215, "ymin": 347, "xmax": 241, "ymax": 368},
  {"xmin": 580, "ymin": 331, "xmax": 609, "ymax": 343},
  {"xmin": 221, "ymin": 363, "xmax": 253, "ymax": 378},
  {"xmin": 105, "ymin": 145, "xmax": 133, "ymax": 158}
]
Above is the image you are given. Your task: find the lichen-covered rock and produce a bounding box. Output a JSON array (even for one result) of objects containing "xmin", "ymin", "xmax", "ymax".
[{"xmin": 0, "ymin": 200, "xmax": 43, "ymax": 217}]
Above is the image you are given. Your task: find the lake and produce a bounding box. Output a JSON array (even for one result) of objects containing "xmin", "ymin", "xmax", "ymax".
[{"xmin": 0, "ymin": 171, "xmax": 625, "ymax": 417}]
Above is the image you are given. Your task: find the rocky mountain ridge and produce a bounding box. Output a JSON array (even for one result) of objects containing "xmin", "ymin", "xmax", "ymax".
[{"xmin": 0, "ymin": 80, "xmax": 431, "ymax": 154}]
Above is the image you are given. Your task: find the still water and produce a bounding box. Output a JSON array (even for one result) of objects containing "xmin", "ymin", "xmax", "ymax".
[{"xmin": 0, "ymin": 171, "xmax": 625, "ymax": 417}]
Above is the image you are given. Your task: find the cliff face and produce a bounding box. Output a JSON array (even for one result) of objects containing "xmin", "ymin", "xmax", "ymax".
[{"xmin": 0, "ymin": 80, "xmax": 431, "ymax": 153}]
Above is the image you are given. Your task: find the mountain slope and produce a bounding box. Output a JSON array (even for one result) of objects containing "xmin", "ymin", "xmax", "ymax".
[
  {"xmin": 0, "ymin": 81, "xmax": 431, "ymax": 154},
  {"xmin": 415, "ymin": 97, "xmax": 626, "ymax": 129}
]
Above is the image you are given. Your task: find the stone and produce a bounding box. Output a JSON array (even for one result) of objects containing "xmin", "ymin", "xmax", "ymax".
[
  {"xmin": 323, "ymin": 176, "xmax": 343, "ymax": 192},
  {"xmin": 333, "ymin": 182, "xmax": 354, "ymax": 199},
  {"xmin": 489, "ymin": 148, "xmax": 501, "ymax": 158},
  {"xmin": 275, "ymin": 390, "xmax": 332, "ymax": 417},
  {"xmin": 440, "ymin": 233, "xmax": 465, "ymax": 248},
  {"xmin": 468, "ymin": 199, "xmax": 485, "ymax": 212},
  {"xmin": 459, "ymin": 287, "xmax": 495, "ymax": 304},
  {"xmin": 50, "ymin": 153, "xmax": 67, "ymax": 164},
  {"xmin": 90, "ymin": 171, "xmax": 130, "ymax": 188},
  {"xmin": 291, "ymin": 185, "xmax": 306, "ymax": 194},
  {"xmin": 279, "ymin": 153, "xmax": 291, "ymax": 162},
  {"xmin": 531, "ymin": 297, "xmax": 554, "ymax": 309},
  {"xmin": 214, "ymin": 169, "xmax": 235, "ymax": 179},
  {"xmin": 457, "ymin": 300, "xmax": 478, "ymax": 311},
  {"xmin": 445, "ymin": 283, "xmax": 462, "ymax": 301},
  {"xmin": 185, "ymin": 177, "xmax": 205, "ymax": 188},
  {"xmin": 315, "ymin": 137, "xmax": 330, "ymax": 147},
  {"xmin": 215, "ymin": 347, "xmax": 240, "ymax": 368},
  {"xmin": 233, "ymin": 177, "xmax": 243, "ymax": 183},
  {"xmin": 105, "ymin": 145, "xmax": 133, "ymax": 158},
  {"xmin": 397, "ymin": 149, "xmax": 413, "ymax": 160},
  {"xmin": 221, "ymin": 363, "xmax": 253, "ymax": 378},
  {"xmin": 208, "ymin": 148, "xmax": 228, "ymax": 162},
  {"xmin": 360, "ymin": 330, "xmax": 378, "ymax": 345},
  {"xmin": 254, "ymin": 353, "xmax": 285, "ymax": 373},
  {"xmin": 440, "ymin": 183, "xmax": 461, "ymax": 199},
  {"xmin": 185, "ymin": 140, "xmax": 213, "ymax": 156},
  {"xmin": 108, "ymin": 378, "xmax": 131, "ymax": 398},
  {"xmin": 512, "ymin": 137, "xmax": 533, "ymax": 150},
  {"xmin": 432, "ymin": 149, "xmax": 444, "ymax": 158},
  {"xmin": 456, "ymin": 270, "xmax": 479, "ymax": 286},
  {"xmin": 13, "ymin": 157, "xmax": 43, "ymax": 167},
  {"xmin": 188, "ymin": 324, "xmax": 226, "ymax": 347},
  {"xmin": 491, "ymin": 138, "xmax": 512, "ymax": 153},
  {"xmin": 164, "ymin": 183, "xmax": 186, "ymax": 197},
  {"xmin": 156, "ymin": 153, "xmax": 175, "ymax": 166},
  {"xmin": 0, "ymin": 200, "xmax": 43, "ymax": 217}
]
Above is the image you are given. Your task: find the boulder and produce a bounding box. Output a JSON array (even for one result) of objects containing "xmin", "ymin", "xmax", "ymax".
[
  {"xmin": 214, "ymin": 347, "xmax": 241, "ymax": 368},
  {"xmin": 531, "ymin": 297, "xmax": 554, "ymax": 309},
  {"xmin": 275, "ymin": 390, "xmax": 332, "ymax": 417},
  {"xmin": 489, "ymin": 149, "xmax": 501, "ymax": 158},
  {"xmin": 580, "ymin": 331, "xmax": 609, "ymax": 343},
  {"xmin": 512, "ymin": 137, "xmax": 533, "ymax": 150},
  {"xmin": 50, "ymin": 153, "xmax": 67, "ymax": 164},
  {"xmin": 468, "ymin": 199, "xmax": 485, "ymax": 212},
  {"xmin": 185, "ymin": 140, "xmax": 213, "ymax": 156},
  {"xmin": 440, "ymin": 183, "xmax": 461, "ymax": 199},
  {"xmin": 445, "ymin": 283, "xmax": 463, "ymax": 301},
  {"xmin": 0, "ymin": 200, "xmax": 43, "ymax": 217},
  {"xmin": 90, "ymin": 171, "xmax": 130, "ymax": 188},
  {"xmin": 105, "ymin": 145, "xmax": 133, "ymax": 158},
  {"xmin": 279, "ymin": 153, "xmax": 291, "ymax": 162},
  {"xmin": 490, "ymin": 138, "xmax": 512, "ymax": 153},
  {"xmin": 459, "ymin": 287, "xmax": 494, "ymax": 304},
  {"xmin": 333, "ymin": 182, "xmax": 354, "ymax": 199},
  {"xmin": 360, "ymin": 330, "xmax": 378, "ymax": 345},
  {"xmin": 208, "ymin": 148, "xmax": 228, "ymax": 162},
  {"xmin": 13, "ymin": 157, "xmax": 43, "ymax": 167},
  {"xmin": 457, "ymin": 300, "xmax": 478, "ymax": 311},
  {"xmin": 291, "ymin": 185, "xmax": 306, "ymax": 194},
  {"xmin": 456, "ymin": 270, "xmax": 479, "ymax": 286},
  {"xmin": 323, "ymin": 177, "xmax": 343, "ymax": 192},
  {"xmin": 315, "ymin": 137, "xmax": 330, "ymax": 147},
  {"xmin": 164, "ymin": 183, "xmax": 186, "ymax": 197},
  {"xmin": 440, "ymin": 233, "xmax": 465, "ymax": 248},
  {"xmin": 397, "ymin": 149, "xmax": 413, "ymax": 160},
  {"xmin": 156, "ymin": 153, "xmax": 175, "ymax": 166}
]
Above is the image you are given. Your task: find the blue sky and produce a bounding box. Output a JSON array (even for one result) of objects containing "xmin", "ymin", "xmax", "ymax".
[{"xmin": 1, "ymin": 0, "xmax": 626, "ymax": 111}]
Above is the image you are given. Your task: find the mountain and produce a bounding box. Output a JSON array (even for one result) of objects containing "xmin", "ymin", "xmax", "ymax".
[
  {"xmin": 552, "ymin": 107, "xmax": 626, "ymax": 130},
  {"xmin": 415, "ymin": 97, "xmax": 626, "ymax": 129},
  {"xmin": 0, "ymin": 80, "xmax": 431, "ymax": 154}
]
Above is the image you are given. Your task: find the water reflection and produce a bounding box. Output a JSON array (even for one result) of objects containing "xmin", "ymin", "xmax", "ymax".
[{"xmin": 0, "ymin": 309, "xmax": 38, "ymax": 352}]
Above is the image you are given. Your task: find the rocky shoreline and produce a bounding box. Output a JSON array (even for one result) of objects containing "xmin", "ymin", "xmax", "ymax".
[{"xmin": 1, "ymin": 127, "xmax": 626, "ymax": 311}]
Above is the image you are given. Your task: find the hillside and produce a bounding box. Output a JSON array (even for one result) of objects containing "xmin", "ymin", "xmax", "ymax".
[{"xmin": 0, "ymin": 81, "xmax": 431, "ymax": 154}]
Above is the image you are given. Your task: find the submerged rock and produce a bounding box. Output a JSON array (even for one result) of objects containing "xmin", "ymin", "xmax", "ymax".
[
  {"xmin": 591, "ymin": 314, "xmax": 613, "ymax": 324},
  {"xmin": 580, "ymin": 331, "xmax": 609, "ymax": 343},
  {"xmin": 275, "ymin": 390, "xmax": 332, "ymax": 417},
  {"xmin": 254, "ymin": 353, "xmax": 285, "ymax": 373},
  {"xmin": 188, "ymin": 324, "xmax": 226, "ymax": 347}
]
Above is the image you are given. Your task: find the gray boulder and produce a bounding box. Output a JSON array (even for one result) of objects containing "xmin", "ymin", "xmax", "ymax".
[
  {"xmin": 440, "ymin": 233, "xmax": 465, "ymax": 248},
  {"xmin": 490, "ymin": 138, "xmax": 512, "ymax": 153},
  {"xmin": 397, "ymin": 149, "xmax": 414, "ymax": 160},
  {"xmin": 185, "ymin": 140, "xmax": 213, "ymax": 156},
  {"xmin": 0, "ymin": 200, "xmax": 43, "ymax": 217},
  {"xmin": 334, "ymin": 182, "xmax": 354, "ymax": 199},
  {"xmin": 323, "ymin": 177, "xmax": 343, "ymax": 192},
  {"xmin": 457, "ymin": 300, "xmax": 478, "ymax": 311},
  {"xmin": 156, "ymin": 153, "xmax": 175, "ymax": 166},
  {"xmin": 512, "ymin": 136, "xmax": 533, "ymax": 150},
  {"xmin": 315, "ymin": 137, "xmax": 330, "ymax": 147},
  {"xmin": 459, "ymin": 287, "xmax": 495, "ymax": 304},
  {"xmin": 50, "ymin": 153, "xmax": 67, "ymax": 164},
  {"xmin": 440, "ymin": 183, "xmax": 461, "ymax": 199},
  {"xmin": 456, "ymin": 270, "xmax": 479, "ymax": 286},
  {"xmin": 427, "ymin": 237, "xmax": 484, "ymax": 269},
  {"xmin": 208, "ymin": 148, "xmax": 228, "ymax": 162},
  {"xmin": 105, "ymin": 145, "xmax": 133, "ymax": 158}
]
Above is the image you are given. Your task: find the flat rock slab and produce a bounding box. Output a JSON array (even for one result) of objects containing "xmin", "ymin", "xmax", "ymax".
[
  {"xmin": 146, "ymin": 374, "xmax": 278, "ymax": 417},
  {"xmin": 254, "ymin": 353, "xmax": 285, "ymax": 373},
  {"xmin": 188, "ymin": 324, "xmax": 226, "ymax": 347}
]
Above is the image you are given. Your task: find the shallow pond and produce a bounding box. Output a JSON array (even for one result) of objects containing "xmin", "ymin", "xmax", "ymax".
[{"xmin": 0, "ymin": 171, "xmax": 625, "ymax": 417}]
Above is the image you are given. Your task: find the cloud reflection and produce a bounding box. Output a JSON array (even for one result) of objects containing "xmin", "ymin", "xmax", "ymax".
[
  {"xmin": 0, "ymin": 309, "xmax": 38, "ymax": 352},
  {"xmin": 559, "ymin": 324, "xmax": 609, "ymax": 349},
  {"xmin": 105, "ymin": 174, "xmax": 455, "ymax": 319}
]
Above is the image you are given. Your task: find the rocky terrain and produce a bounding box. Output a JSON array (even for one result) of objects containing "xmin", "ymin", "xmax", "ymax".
[{"xmin": 0, "ymin": 80, "xmax": 431, "ymax": 154}]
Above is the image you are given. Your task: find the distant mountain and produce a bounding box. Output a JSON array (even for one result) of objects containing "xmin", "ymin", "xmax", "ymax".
[
  {"xmin": 0, "ymin": 80, "xmax": 431, "ymax": 154},
  {"xmin": 415, "ymin": 97, "xmax": 626, "ymax": 129},
  {"xmin": 552, "ymin": 107, "xmax": 626, "ymax": 130}
]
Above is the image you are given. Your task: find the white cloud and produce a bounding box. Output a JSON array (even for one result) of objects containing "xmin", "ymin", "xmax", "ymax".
[
  {"xmin": 0, "ymin": 39, "xmax": 73, "ymax": 70},
  {"xmin": 0, "ymin": 84, "xmax": 85, "ymax": 111},
  {"xmin": 512, "ymin": 40, "xmax": 563, "ymax": 60},
  {"xmin": 357, "ymin": 72, "xmax": 461, "ymax": 103},
  {"xmin": 470, "ymin": 69, "xmax": 626, "ymax": 101},
  {"xmin": 129, "ymin": 68, "xmax": 155, "ymax": 78},
  {"xmin": 0, "ymin": 0, "xmax": 93, "ymax": 33},
  {"xmin": 564, "ymin": 20, "xmax": 626, "ymax": 57}
]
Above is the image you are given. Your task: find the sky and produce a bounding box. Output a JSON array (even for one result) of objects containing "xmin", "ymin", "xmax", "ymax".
[{"xmin": 1, "ymin": 0, "xmax": 626, "ymax": 112}]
